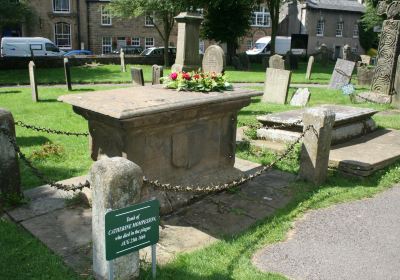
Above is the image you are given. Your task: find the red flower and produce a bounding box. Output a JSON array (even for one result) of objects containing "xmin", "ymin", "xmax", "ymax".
[
  {"xmin": 182, "ymin": 72, "xmax": 191, "ymax": 81},
  {"xmin": 193, "ymin": 74, "xmax": 200, "ymax": 80},
  {"xmin": 170, "ymin": 72, "xmax": 178, "ymax": 80}
]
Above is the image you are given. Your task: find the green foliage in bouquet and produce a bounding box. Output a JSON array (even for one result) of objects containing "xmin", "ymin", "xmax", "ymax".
[{"xmin": 161, "ymin": 71, "xmax": 233, "ymax": 92}]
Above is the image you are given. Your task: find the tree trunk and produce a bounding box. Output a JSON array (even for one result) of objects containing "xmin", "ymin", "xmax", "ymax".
[
  {"xmin": 227, "ymin": 41, "xmax": 237, "ymax": 65},
  {"xmin": 163, "ymin": 14, "xmax": 171, "ymax": 67}
]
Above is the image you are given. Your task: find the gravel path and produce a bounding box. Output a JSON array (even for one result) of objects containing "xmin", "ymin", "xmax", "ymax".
[{"xmin": 253, "ymin": 185, "xmax": 400, "ymax": 280}]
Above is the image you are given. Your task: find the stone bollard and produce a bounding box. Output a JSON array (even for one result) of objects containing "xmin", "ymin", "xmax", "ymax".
[
  {"xmin": 64, "ymin": 58, "xmax": 72, "ymax": 91},
  {"xmin": 120, "ymin": 49, "xmax": 126, "ymax": 72},
  {"xmin": 90, "ymin": 157, "xmax": 143, "ymax": 280},
  {"xmin": 0, "ymin": 109, "xmax": 22, "ymax": 199},
  {"xmin": 28, "ymin": 61, "xmax": 38, "ymax": 102},
  {"xmin": 152, "ymin": 65, "xmax": 163, "ymax": 85},
  {"xmin": 299, "ymin": 108, "xmax": 335, "ymax": 185}
]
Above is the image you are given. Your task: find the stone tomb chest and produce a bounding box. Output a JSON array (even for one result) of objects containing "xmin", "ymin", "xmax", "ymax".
[
  {"xmin": 257, "ymin": 105, "xmax": 378, "ymax": 145},
  {"xmin": 59, "ymin": 86, "xmax": 260, "ymax": 213}
]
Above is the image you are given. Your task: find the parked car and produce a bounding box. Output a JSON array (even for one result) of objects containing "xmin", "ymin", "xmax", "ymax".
[
  {"xmin": 0, "ymin": 37, "xmax": 65, "ymax": 57},
  {"xmin": 140, "ymin": 47, "xmax": 177, "ymax": 57},
  {"xmin": 246, "ymin": 36, "xmax": 291, "ymax": 56},
  {"xmin": 112, "ymin": 46, "xmax": 143, "ymax": 55},
  {"xmin": 64, "ymin": 50, "xmax": 93, "ymax": 57}
]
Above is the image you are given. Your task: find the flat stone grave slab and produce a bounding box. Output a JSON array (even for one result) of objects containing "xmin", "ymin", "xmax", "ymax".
[
  {"xmin": 257, "ymin": 105, "xmax": 378, "ymax": 144},
  {"xmin": 59, "ymin": 86, "xmax": 261, "ymax": 214},
  {"xmin": 5, "ymin": 158, "xmax": 295, "ymax": 274},
  {"xmin": 329, "ymin": 129, "xmax": 400, "ymax": 176}
]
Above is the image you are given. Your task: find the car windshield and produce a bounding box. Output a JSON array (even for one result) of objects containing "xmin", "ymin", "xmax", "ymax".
[
  {"xmin": 141, "ymin": 49, "xmax": 153, "ymax": 55},
  {"xmin": 254, "ymin": 43, "xmax": 267, "ymax": 50}
]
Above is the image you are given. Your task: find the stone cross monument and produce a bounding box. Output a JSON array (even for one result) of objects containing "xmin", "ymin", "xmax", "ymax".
[
  {"xmin": 171, "ymin": 12, "xmax": 203, "ymax": 72},
  {"xmin": 371, "ymin": 1, "xmax": 400, "ymax": 95}
]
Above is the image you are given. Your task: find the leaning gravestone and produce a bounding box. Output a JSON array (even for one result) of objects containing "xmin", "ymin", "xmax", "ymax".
[
  {"xmin": 202, "ymin": 45, "xmax": 225, "ymax": 74},
  {"xmin": 262, "ymin": 68, "xmax": 291, "ymax": 104},
  {"xmin": 28, "ymin": 61, "xmax": 38, "ymax": 102},
  {"xmin": 0, "ymin": 109, "xmax": 21, "ymax": 199},
  {"xmin": 306, "ymin": 56, "xmax": 314, "ymax": 80},
  {"xmin": 131, "ymin": 67, "xmax": 144, "ymax": 86},
  {"xmin": 328, "ymin": 59, "xmax": 356, "ymax": 89},
  {"xmin": 269, "ymin": 54, "xmax": 285, "ymax": 70},
  {"xmin": 290, "ymin": 88, "xmax": 311, "ymax": 107},
  {"xmin": 152, "ymin": 65, "xmax": 164, "ymax": 85}
]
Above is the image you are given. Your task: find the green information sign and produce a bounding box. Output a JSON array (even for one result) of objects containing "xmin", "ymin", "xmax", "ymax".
[{"xmin": 105, "ymin": 199, "xmax": 160, "ymax": 261}]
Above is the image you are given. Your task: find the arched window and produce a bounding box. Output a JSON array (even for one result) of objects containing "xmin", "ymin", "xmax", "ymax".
[
  {"xmin": 53, "ymin": 0, "xmax": 70, "ymax": 13},
  {"xmin": 54, "ymin": 22, "xmax": 71, "ymax": 48}
]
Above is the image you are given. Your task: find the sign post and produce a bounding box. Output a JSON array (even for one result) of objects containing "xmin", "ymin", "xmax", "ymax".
[{"xmin": 105, "ymin": 199, "xmax": 160, "ymax": 279}]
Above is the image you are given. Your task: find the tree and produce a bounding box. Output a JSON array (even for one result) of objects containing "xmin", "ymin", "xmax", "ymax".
[
  {"xmin": 359, "ymin": 0, "xmax": 385, "ymax": 51},
  {"xmin": 0, "ymin": 0, "xmax": 32, "ymax": 33},
  {"xmin": 265, "ymin": 0, "xmax": 283, "ymax": 55},
  {"xmin": 201, "ymin": 0, "xmax": 256, "ymax": 63},
  {"xmin": 109, "ymin": 0, "xmax": 197, "ymax": 67}
]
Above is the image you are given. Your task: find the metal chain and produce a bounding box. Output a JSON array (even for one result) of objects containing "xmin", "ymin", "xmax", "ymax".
[
  {"xmin": 144, "ymin": 125, "xmax": 317, "ymax": 194},
  {"xmin": 0, "ymin": 127, "xmax": 89, "ymax": 191},
  {"xmin": 15, "ymin": 121, "xmax": 89, "ymax": 137}
]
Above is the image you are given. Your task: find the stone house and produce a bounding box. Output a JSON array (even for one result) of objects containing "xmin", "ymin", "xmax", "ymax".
[{"xmin": 280, "ymin": 0, "xmax": 366, "ymax": 57}]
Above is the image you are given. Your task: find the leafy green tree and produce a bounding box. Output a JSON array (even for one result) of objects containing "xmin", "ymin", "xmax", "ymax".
[
  {"xmin": 0, "ymin": 0, "xmax": 32, "ymax": 33},
  {"xmin": 360, "ymin": 0, "xmax": 384, "ymax": 51},
  {"xmin": 201, "ymin": 0, "xmax": 256, "ymax": 62},
  {"xmin": 109, "ymin": 0, "xmax": 197, "ymax": 66},
  {"xmin": 265, "ymin": 0, "xmax": 284, "ymax": 55}
]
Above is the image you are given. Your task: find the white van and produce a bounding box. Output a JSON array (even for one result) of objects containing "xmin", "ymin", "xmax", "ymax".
[
  {"xmin": 1, "ymin": 37, "xmax": 65, "ymax": 57},
  {"xmin": 246, "ymin": 36, "xmax": 291, "ymax": 56}
]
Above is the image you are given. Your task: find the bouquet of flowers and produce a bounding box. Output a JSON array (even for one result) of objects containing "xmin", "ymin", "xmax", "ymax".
[{"xmin": 161, "ymin": 71, "xmax": 233, "ymax": 92}]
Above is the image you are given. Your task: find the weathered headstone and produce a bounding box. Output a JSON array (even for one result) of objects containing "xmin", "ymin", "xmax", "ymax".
[
  {"xmin": 360, "ymin": 55, "xmax": 372, "ymax": 65},
  {"xmin": 28, "ymin": 61, "xmax": 38, "ymax": 102},
  {"xmin": 305, "ymin": 56, "xmax": 314, "ymax": 80},
  {"xmin": 64, "ymin": 58, "xmax": 72, "ymax": 91},
  {"xmin": 371, "ymin": 1, "xmax": 400, "ymax": 95},
  {"xmin": 290, "ymin": 88, "xmax": 311, "ymax": 107},
  {"xmin": 120, "ymin": 49, "xmax": 126, "ymax": 72},
  {"xmin": 131, "ymin": 67, "xmax": 144, "ymax": 86},
  {"xmin": 285, "ymin": 51, "xmax": 298, "ymax": 70},
  {"xmin": 172, "ymin": 12, "xmax": 203, "ymax": 72},
  {"xmin": 318, "ymin": 44, "xmax": 330, "ymax": 67},
  {"xmin": 0, "ymin": 109, "xmax": 21, "ymax": 199},
  {"xmin": 202, "ymin": 45, "xmax": 225, "ymax": 73},
  {"xmin": 91, "ymin": 157, "xmax": 143, "ymax": 280},
  {"xmin": 328, "ymin": 59, "xmax": 356, "ymax": 89},
  {"xmin": 152, "ymin": 65, "xmax": 164, "ymax": 85},
  {"xmin": 262, "ymin": 68, "xmax": 291, "ymax": 104},
  {"xmin": 299, "ymin": 108, "xmax": 335, "ymax": 185},
  {"xmin": 343, "ymin": 44, "xmax": 361, "ymax": 63},
  {"xmin": 269, "ymin": 54, "xmax": 285, "ymax": 70},
  {"xmin": 357, "ymin": 66, "xmax": 374, "ymax": 87}
]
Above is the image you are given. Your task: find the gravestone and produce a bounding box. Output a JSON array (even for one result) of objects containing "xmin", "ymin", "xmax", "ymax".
[
  {"xmin": 371, "ymin": 1, "xmax": 400, "ymax": 95},
  {"xmin": 360, "ymin": 55, "xmax": 372, "ymax": 65},
  {"xmin": 120, "ymin": 49, "xmax": 126, "ymax": 72},
  {"xmin": 357, "ymin": 66, "xmax": 374, "ymax": 86},
  {"xmin": 152, "ymin": 65, "xmax": 163, "ymax": 85},
  {"xmin": 91, "ymin": 157, "xmax": 142, "ymax": 279},
  {"xmin": 285, "ymin": 51, "xmax": 298, "ymax": 70},
  {"xmin": 290, "ymin": 88, "xmax": 310, "ymax": 107},
  {"xmin": 343, "ymin": 44, "xmax": 361, "ymax": 63},
  {"xmin": 306, "ymin": 56, "xmax": 314, "ymax": 80},
  {"xmin": 28, "ymin": 61, "xmax": 38, "ymax": 102},
  {"xmin": 131, "ymin": 67, "xmax": 144, "ymax": 86},
  {"xmin": 0, "ymin": 109, "xmax": 21, "ymax": 199},
  {"xmin": 202, "ymin": 45, "xmax": 225, "ymax": 73},
  {"xmin": 64, "ymin": 58, "xmax": 72, "ymax": 91},
  {"xmin": 262, "ymin": 68, "xmax": 291, "ymax": 104},
  {"xmin": 319, "ymin": 44, "xmax": 330, "ymax": 66},
  {"xmin": 269, "ymin": 54, "xmax": 285, "ymax": 70},
  {"xmin": 172, "ymin": 12, "xmax": 203, "ymax": 72},
  {"xmin": 299, "ymin": 108, "xmax": 335, "ymax": 185},
  {"xmin": 328, "ymin": 59, "xmax": 356, "ymax": 89}
]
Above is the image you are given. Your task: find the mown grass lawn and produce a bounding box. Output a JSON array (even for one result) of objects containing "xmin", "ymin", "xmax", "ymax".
[
  {"xmin": 0, "ymin": 62, "xmax": 334, "ymax": 85},
  {"xmin": 1, "ymin": 84, "xmax": 400, "ymax": 280}
]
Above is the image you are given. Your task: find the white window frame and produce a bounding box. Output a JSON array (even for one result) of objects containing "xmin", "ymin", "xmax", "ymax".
[
  {"xmin": 316, "ymin": 19, "xmax": 325, "ymax": 37},
  {"xmin": 131, "ymin": 37, "xmax": 140, "ymax": 47},
  {"xmin": 53, "ymin": 0, "xmax": 70, "ymax": 13},
  {"xmin": 145, "ymin": 13, "xmax": 155, "ymax": 27},
  {"xmin": 251, "ymin": 6, "xmax": 271, "ymax": 27},
  {"xmin": 102, "ymin": 36, "xmax": 112, "ymax": 54},
  {"xmin": 336, "ymin": 21, "xmax": 344, "ymax": 37},
  {"xmin": 145, "ymin": 37, "xmax": 154, "ymax": 48},
  {"xmin": 101, "ymin": 5, "xmax": 112, "ymax": 26},
  {"xmin": 353, "ymin": 23, "xmax": 359, "ymax": 38},
  {"xmin": 246, "ymin": 40, "xmax": 253, "ymax": 50},
  {"xmin": 54, "ymin": 22, "xmax": 71, "ymax": 49}
]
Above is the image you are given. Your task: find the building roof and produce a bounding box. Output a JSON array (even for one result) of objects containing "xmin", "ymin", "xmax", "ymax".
[{"xmin": 306, "ymin": 0, "xmax": 366, "ymax": 13}]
